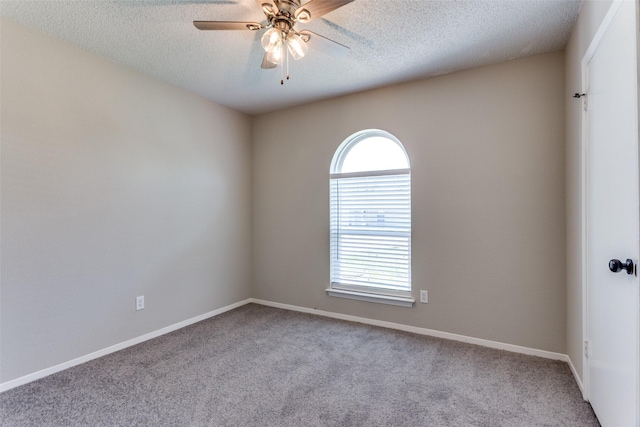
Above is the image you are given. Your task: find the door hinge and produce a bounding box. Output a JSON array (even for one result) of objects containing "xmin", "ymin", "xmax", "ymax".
[
  {"xmin": 573, "ymin": 93, "xmax": 588, "ymax": 111},
  {"xmin": 584, "ymin": 340, "xmax": 589, "ymax": 358}
]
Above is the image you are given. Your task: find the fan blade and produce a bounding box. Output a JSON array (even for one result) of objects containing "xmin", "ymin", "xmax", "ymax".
[
  {"xmin": 299, "ymin": 30, "xmax": 349, "ymax": 58},
  {"xmin": 255, "ymin": 0, "xmax": 279, "ymax": 17},
  {"xmin": 261, "ymin": 52, "xmax": 278, "ymax": 69},
  {"xmin": 295, "ymin": 0, "xmax": 354, "ymax": 22},
  {"xmin": 193, "ymin": 21, "xmax": 263, "ymax": 30}
]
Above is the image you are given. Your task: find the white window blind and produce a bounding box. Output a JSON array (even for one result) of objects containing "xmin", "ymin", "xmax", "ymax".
[{"xmin": 330, "ymin": 169, "xmax": 411, "ymax": 296}]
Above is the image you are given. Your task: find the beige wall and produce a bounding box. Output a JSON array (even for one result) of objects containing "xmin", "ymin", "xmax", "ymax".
[
  {"xmin": 565, "ymin": 0, "xmax": 614, "ymax": 383},
  {"xmin": 0, "ymin": 18, "xmax": 252, "ymax": 383},
  {"xmin": 252, "ymin": 51, "xmax": 567, "ymax": 353}
]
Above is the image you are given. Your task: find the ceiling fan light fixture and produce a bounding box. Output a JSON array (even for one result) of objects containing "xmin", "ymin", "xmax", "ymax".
[
  {"xmin": 261, "ymin": 28, "xmax": 283, "ymax": 53},
  {"xmin": 286, "ymin": 32, "xmax": 308, "ymax": 60},
  {"xmin": 193, "ymin": 0, "xmax": 354, "ymax": 84}
]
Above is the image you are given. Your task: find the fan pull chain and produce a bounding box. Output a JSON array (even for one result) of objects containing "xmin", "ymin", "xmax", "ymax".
[
  {"xmin": 277, "ymin": 36, "xmax": 292, "ymax": 85},
  {"xmin": 280, "ymin": 38, "xmax": 285, "ymax": 85},
  {"xmin": 286, "ymin": 41, "xmax": 290, "ymax": 81}
]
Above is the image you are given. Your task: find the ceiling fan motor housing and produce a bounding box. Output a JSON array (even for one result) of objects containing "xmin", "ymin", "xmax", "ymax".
[
  {"xmin": 271, "ymin": 0, "xmax": 302, "ymax": 33},
  {"xmin": 273, "ymin": 19, "xmax": 292, "ymax": 33}
]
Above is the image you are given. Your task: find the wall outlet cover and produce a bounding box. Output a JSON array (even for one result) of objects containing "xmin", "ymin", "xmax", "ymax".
[
  {"xmin": 420, "ymin": 290, "xmax": 428, "ymax": 303},
  {"xmin": 136, "ymin": 296, "xmax": 144, "ymax": 311}
]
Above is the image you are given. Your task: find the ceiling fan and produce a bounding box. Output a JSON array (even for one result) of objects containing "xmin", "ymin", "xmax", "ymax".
[{"xmin": 194, "ymin": 0, "xmax": 354, "ymax": 84}]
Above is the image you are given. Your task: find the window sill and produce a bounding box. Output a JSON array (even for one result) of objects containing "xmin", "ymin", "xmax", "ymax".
[{"xmin": 325, "ymin": 288, "xmax": 415, "ymax": 307}]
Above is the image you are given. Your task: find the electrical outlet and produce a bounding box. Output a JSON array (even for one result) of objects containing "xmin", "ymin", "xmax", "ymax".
[
  {"xmin": 136, "ymin": 296, "xmax": 144, "ymax": 311},
  {"xmin": 420, "ymin": 290, "xmax": 428, "ymax": 303}
]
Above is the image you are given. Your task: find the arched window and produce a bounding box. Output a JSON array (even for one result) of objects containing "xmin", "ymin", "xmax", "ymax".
[{"xmin": 328, "ymin": 130, "xmax": 413, "ymax": 307}]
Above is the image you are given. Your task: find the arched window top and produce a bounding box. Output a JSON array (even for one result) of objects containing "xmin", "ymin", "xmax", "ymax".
[{"xmin": 331, "ymin": 130, "xmax": 410, "ymax": 175}]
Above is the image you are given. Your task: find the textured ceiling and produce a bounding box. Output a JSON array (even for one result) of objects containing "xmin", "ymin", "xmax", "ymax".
[{"xmin": 1, "ymin": 0, "xmax": 581, "ymax": 115}]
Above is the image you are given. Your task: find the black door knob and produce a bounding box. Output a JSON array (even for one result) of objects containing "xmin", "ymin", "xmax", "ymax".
[{"xmin": 609, "ymin": 258, "xmax": 634, "ymax": 275}]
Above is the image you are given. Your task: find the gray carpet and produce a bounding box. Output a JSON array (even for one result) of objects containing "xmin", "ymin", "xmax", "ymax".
[{"xmin": 0, "ymin": 303, "xmax": 599, "ymax": 426}]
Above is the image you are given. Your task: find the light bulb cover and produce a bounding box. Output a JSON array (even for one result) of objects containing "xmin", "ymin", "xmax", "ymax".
[
  {"xmin": 265, "ymin": 45, "xmax": 283, "ymax": 64},
  {"xmin": 286, "ymin": 32, "xmax": 308, "ymax": 60},
  {"xmin": 261, "ymin": 28, "xmax": 283, "ymax": 53}
]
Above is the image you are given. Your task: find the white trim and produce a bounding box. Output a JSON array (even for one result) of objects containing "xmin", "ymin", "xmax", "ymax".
[
  {"xmin": 326, "ymin": 288, "xmax": 415, "ymax": 307},
  {"xmin": 567, "ymin": 355, "xmax": 585, "ymax": 398},
  {"xmin": 250, "ymin": 298, "xmax": 568, "ymax": 361},
  {"xmin": 580, "ymin": 39, "xmax": 591, "ymax": 400},
  {"xmin": 331, "ymin": 282, "xmax": 412, "ymax": 298},
  {"xmin": 579, "ymin": 0, "xmax": 627, "ymax": 402},
  {"xmin": 0, "ymin": 299, "xmax": 252, "ymax": 393},
  {"xmin": 582, "ymin": 0, "xmax": 624, "ymax": 66},
  {"xmin": 330, "ymin": 168, "xmax": 410, "ymax": 180}
]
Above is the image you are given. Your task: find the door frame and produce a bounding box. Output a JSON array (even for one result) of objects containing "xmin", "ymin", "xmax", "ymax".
[{"xmin": 580, "ymin": 0, "xmax": 640, "ymax": 420}]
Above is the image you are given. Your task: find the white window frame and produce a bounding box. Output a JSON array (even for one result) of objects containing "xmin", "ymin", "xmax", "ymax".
[{"xmin": 327, "ymin": 130, "xmax": 414, "ymax": 307}]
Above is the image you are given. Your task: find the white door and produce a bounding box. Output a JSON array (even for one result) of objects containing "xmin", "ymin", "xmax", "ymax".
[{"xmin": 585, "ymin": 1, "xmax": 639, "ymax": 426}]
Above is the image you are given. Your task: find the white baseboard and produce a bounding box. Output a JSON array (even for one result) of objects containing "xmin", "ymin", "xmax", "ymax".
[
  {"xmin": 1, "ymin": 297, "xmax": 574, "ymax": 393},
  {"xmin": 250, "ymin": 298, "xmax": 568, "ymax": 362},
  {"xmin": 0, "ymin": 298, "xmax": 252, "ymax": 393},
  {"xmin": 567, "ymin": 355, "xmax": 586, "ymax": 399}
]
